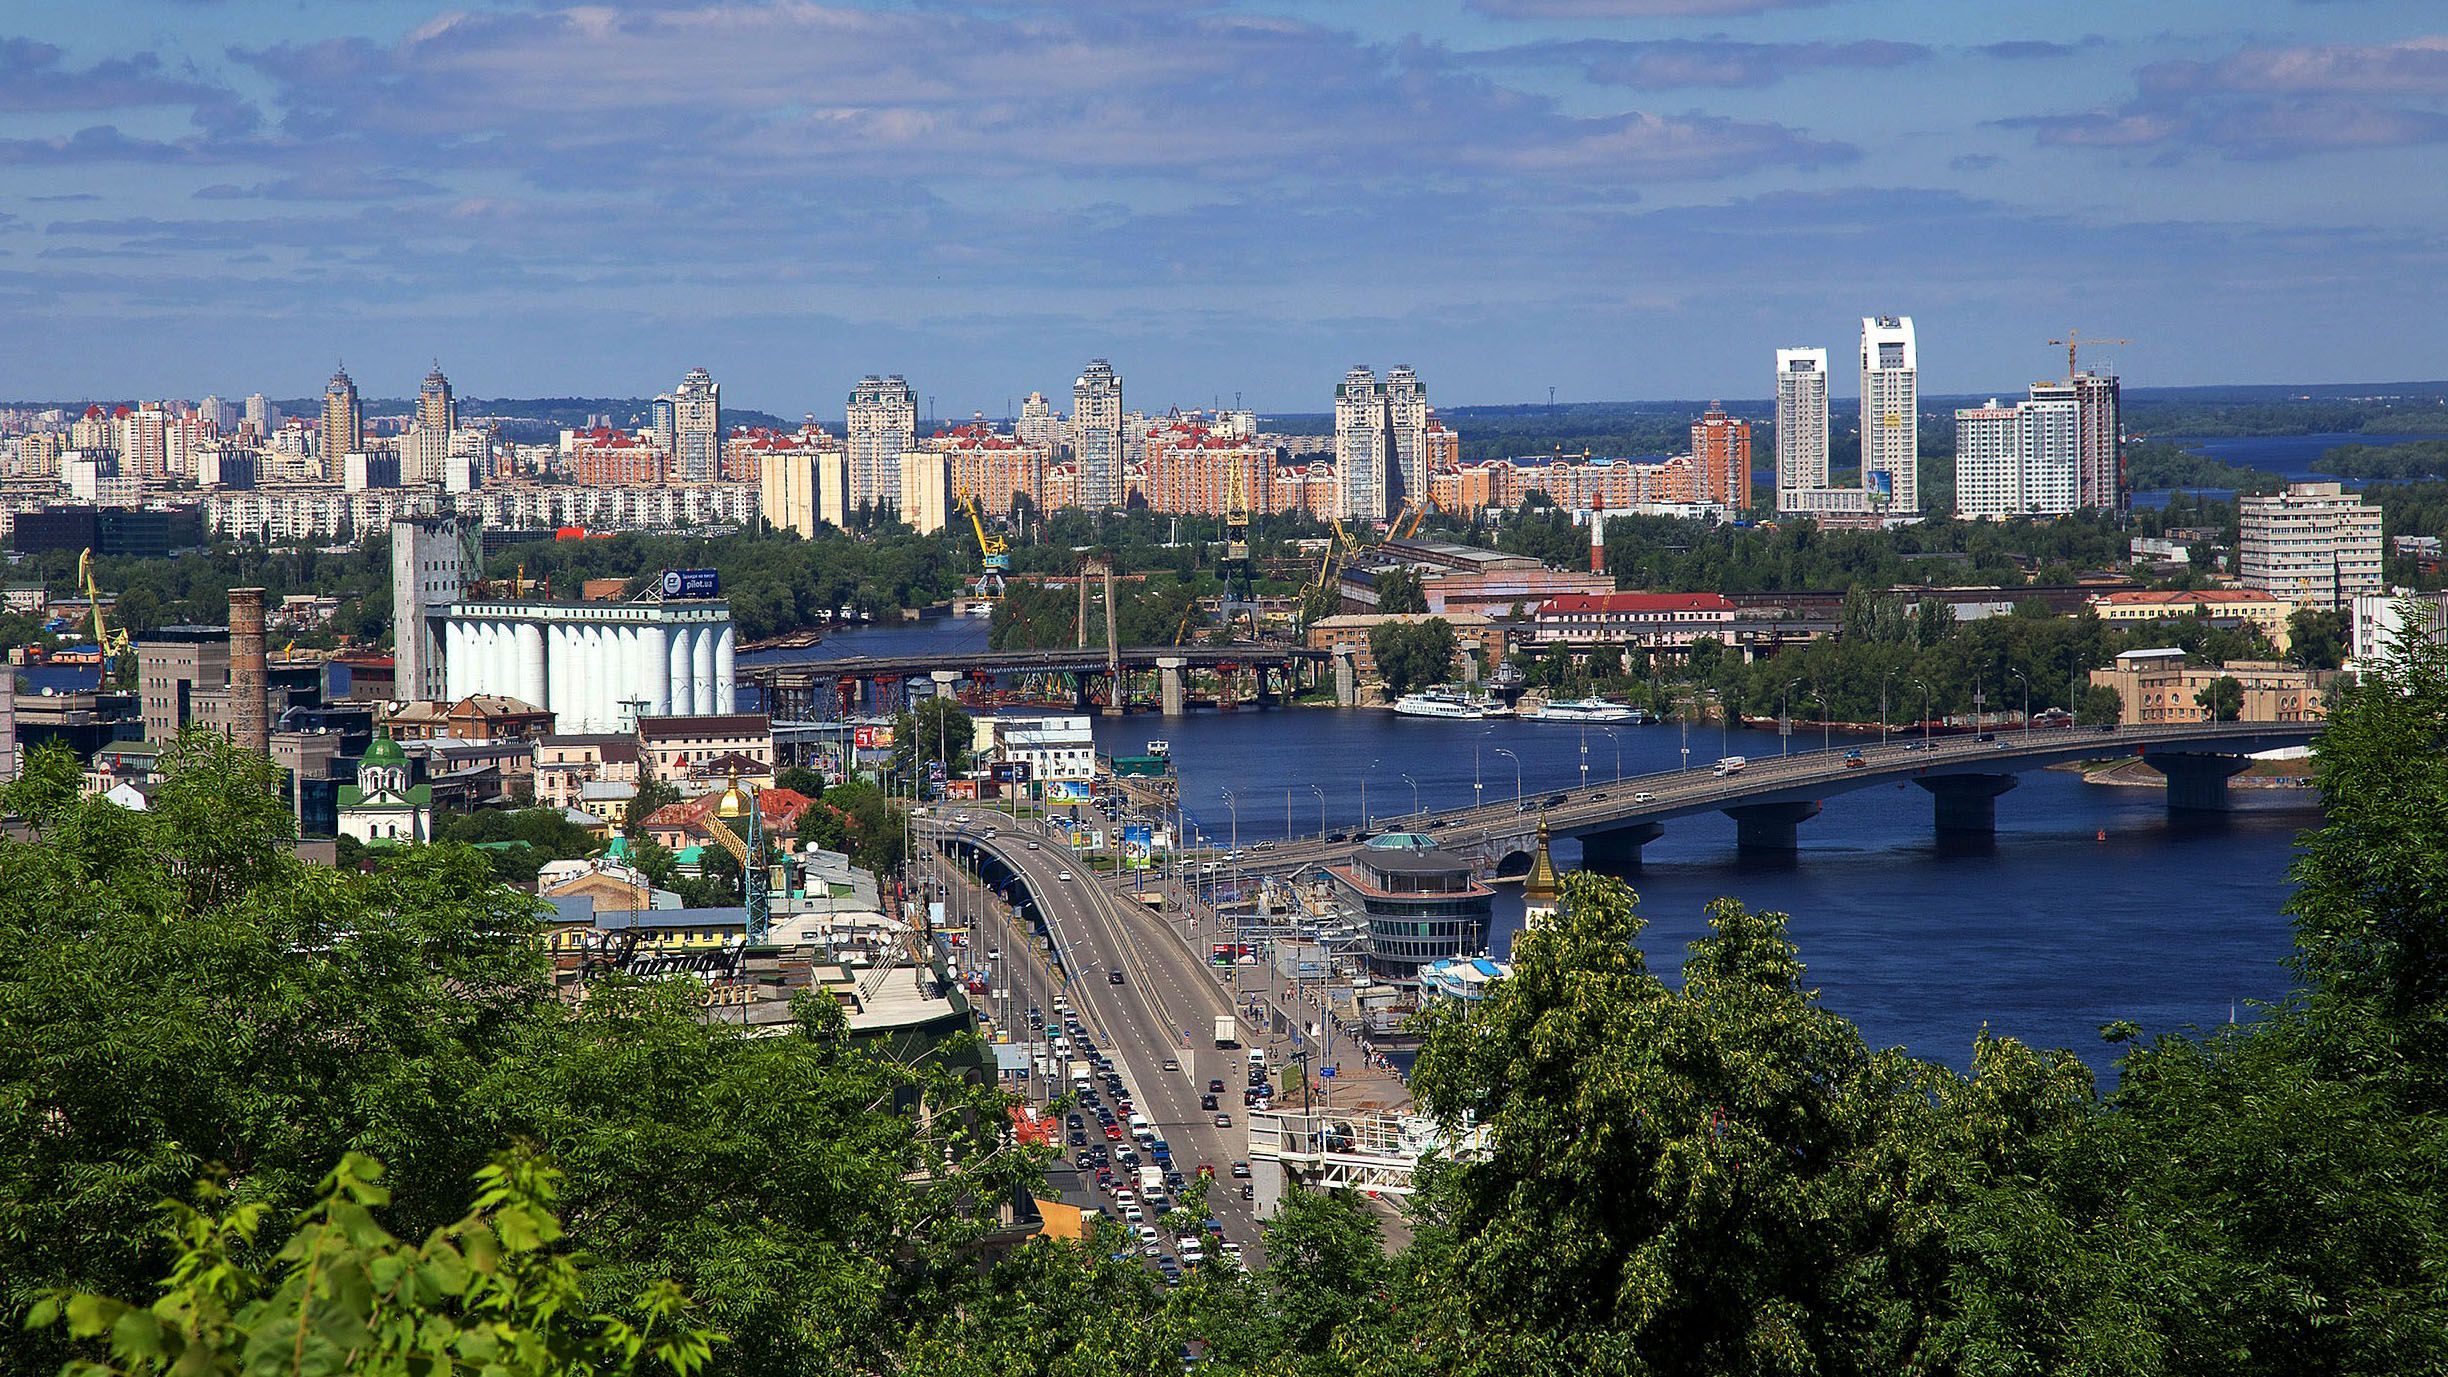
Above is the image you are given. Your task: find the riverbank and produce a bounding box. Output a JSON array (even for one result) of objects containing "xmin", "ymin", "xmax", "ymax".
[{"xmin": 2064, "ymin": 756, "xmax": 2317, "ymax": 790}]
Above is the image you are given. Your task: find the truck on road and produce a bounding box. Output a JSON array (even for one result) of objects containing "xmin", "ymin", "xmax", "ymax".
[{"xmin": 1213, "ymin": 1015, "xmax": 1239, "ymax": 1048}]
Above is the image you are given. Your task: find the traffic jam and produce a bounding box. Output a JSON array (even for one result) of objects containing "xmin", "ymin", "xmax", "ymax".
[{"xmin": 1027, "ymin": 998, "xmax": 1270, "ymax": 1283}]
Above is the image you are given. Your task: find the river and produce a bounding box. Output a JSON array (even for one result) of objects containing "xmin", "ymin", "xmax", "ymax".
[
  {"xmin": 2133, "ymin": 430, "xmax": 2448, "ymax": 507},
  {"xmin": 762, "ymin": 618, "xmax": 2316, "ymax": 1080}
]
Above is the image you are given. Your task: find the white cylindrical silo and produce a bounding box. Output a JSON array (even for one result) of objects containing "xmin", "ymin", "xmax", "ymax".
[
  {"xmin": 668, "ymin": 623, "xmax": 693, "ymax": 717},
  {"xmin": 517, "ymin": 620, "xmax": 546, "ymax": 711},
  {"xmin": 715, "ymin": 623, "xmax": 736, "ymax": 717},
  {"xmin": 692, "ymin": 621, "xmax": 717, "ymax": 717},
  {"xmin": 443, "ymin": 617, "xmax": 469, "ymax": 701}
]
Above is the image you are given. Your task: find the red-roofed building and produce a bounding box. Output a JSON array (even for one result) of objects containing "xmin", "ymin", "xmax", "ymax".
[
  {"xmin": 1530, "ymin": 592, "xmax": 1738, "ymax": 648},
  {"xmin": 927, "ymin": 422, "xmax": 1049, "ymax": 516},
  {"xmin": 562, "ymin": 426, "xmax": 666, "ymax": 486},
  {"xmin": 643, "ymin": 784, "xmax": 816, "ymax": 854}
]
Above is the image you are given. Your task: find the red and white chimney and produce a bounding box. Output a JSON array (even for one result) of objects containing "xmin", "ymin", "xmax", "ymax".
[{"xmin": 1589, "ymin": 493, "xmax": 1606, "ymax": 575}]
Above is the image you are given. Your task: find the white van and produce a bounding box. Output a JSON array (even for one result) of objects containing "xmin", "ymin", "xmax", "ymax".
[
  {"xmin": 1128, "ymin": 1113, "xmax": 1152, "ymax": 1140},
  {"xmin": 1713, "ymin": 756, "xmax": 1747, "ymax": 776}
]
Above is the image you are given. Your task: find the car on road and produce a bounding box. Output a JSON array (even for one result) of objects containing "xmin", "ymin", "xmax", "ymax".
[
  {"xmin": 1200, "ymin": 1095, "xmax": 1218, "ymax": 1111},
  {"xmin": 1239, "ymin": 1184, "xmax": 1255, "ymax": 1201},
  {"xmin": 1588, "ymin": 792, "xmax": 1606, "ymax": 802},
  {"xmin": 1230, "ymin": 1161, "xmax": 1250, "ymax": 1178},
  {"xmin": 1516, "ymin": 800, "xmax": 1537, "ymax": 812},
  {"xmin": 1068, "ymin": 1130, "xmax": 1088, "ymax": 1146},
  {"xmin": 1213, "ymin": 1113, "xmax": 1232, "ymax": 1127},
  {"xmin": 1123, "ymin": 1204, "xmax": 1143, "ymax": 1223},
  {"xmin": 1844, "ymin": 750, "xmax": 1866, "ymax": 768},
  {"xmin": 1104, "ymin": 1123, "xmax": 1123, "ymax": 1140},
  {"xmin": 1162, "ymin": 1058, "xmax": 1180, "ymax": 1071},
  {"xmin": 1198, "ymin": 1163, "xmax": 1217, "ymax": 1180},
  {"xmin": 1057, "ymin": 870, "xmax": 1075, "ymax": 881},
  {"xmin": 1977, "ymin": 732, "xmax": 1996, "ymax": 742},
  {"xmin": 1541, "ymin": 793, "xmax": 1568, "ymax": 809},
  {"xmin": 1025, "ymin": 840, "xmax": 1040, "ymax": 850},
  {"xmin": 1108, "ymin": 970, "xmax": 1124, "ymax": 984},
  {"xmin": 1220, "ymin": 1242, "xmax": 1243, "ymax": 1265},
  {"xmin": 1207, "ymin": 1078, "xmax": 1226, "ymax": 1093},
  {"xmin": 955, "ymin": 814, "xmax": 971, "ymax": 824},
  {"xmin": 1633, "ymin": 790, "xmax": 1655, "ymax": 803}
]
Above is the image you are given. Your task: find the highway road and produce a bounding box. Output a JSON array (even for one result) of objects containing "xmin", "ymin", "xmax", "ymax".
[{"xmin": 919, "ymin": 814, "xmax": 1269, "ymax": 1270}]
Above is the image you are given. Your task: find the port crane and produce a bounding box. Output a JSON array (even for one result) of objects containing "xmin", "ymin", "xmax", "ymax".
[
  {"xmin": 709, "ymin": 772, "xmax": 770, "ymax": 945},
  {"xmin": 78, "ymin": 548, "xmax": 132, "ymax": 685},
  {"xmin": 957, "ymin": 488, "xmax": 1009, "ymax": 597}
]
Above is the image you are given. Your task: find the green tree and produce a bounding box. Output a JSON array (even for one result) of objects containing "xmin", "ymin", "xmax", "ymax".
[
  {"xmin": 2077, "ymin": 683, "xmax": 2124, "ymax": 726},
  {"xmin": 1374, "ymin": 566, "xmax": 1429, "ymax": 615},
  {"xmin": 35, "ymin": 1150, "xmax": 719, "ymax": 1377},
  {"xmin": 891, "ymin": 695, "xmax": 976, "ymax": 782},
  {"xmin": 1366, "ymin": 619, "xmax": 1458, "ymax": 696},
  {"xmin": 2195, "ymin": 674, "xmax": 2245, "ymax": 721},
  {"xmin": 2286, "ymin": 607, "xmax": 2350, "ymax": 670},
  {"xmin": 624, "ymin": 778, "xmax": 682, "ymax": 838}
]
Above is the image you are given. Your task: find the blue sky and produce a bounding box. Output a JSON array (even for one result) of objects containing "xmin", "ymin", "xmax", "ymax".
[{"xmin": 2, "ymin": 0, "xmax": 2443, "ymax": 416}]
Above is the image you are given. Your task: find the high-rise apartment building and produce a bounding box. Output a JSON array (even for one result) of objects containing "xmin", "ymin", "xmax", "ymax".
[
  {"xmin": 1954, "ymin": 386, "xmax": 2080, "ymax": 520},
  {"xmin": 670, "ymin": 366, "xmax": 720, "ymax": 483},
  {"xmin": 1859, "ymin": 315, "xmax": 1918, "ymax": 514},
  {"xmin": 1384, "ymin": 365, "xmax": 1430, "ymax": 511},
  {"xmin": 243, "ymin": 394, "xmax": 279, "ymax": 438},
  {"xmin": 1690, "ymin": 405, "xmax": 1752, "ymax": 508},
  {"xmin": 322, "ymin": 366, "xmax": 363, "ymax": 460},
  {"xmin": 417, "ymin": 363, "xmax": 456, "ymax": 433},
  {"xmin": 118, "ymin": 403, "xmax": 169, "ymax": 481},
  {"xmin": 2071, "ymin": 371, "xmax": 2122, "ymax": 510},
  {"xmin": 1071, "ymin": 359, "xmax": 1123, "ymax": 510},
  {"xmin": 2240, "ymin": 482, "xmax": 2385, "ymax": 610},
  {"xmin": 1773, "ymin": 348, "xmax": 1828, "ymax": 511},
  {"xmin": 847, "ymin": 375, "xmax": 917, "ymax": 512},
  {"xmin": 1017, "ymin": 391, "xmax": 1059, "ymax": 450},
  {"xmin": 1334, "ymin": 365, "xmax": 1391, "ymax": 522}
]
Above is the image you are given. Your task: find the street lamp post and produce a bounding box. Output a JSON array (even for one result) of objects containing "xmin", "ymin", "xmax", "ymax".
[
  {"xmin": 1579, "ymin": 728, "xmax": 1589, "ymax": 790},
  {"xmin": 1400, "ymin": 771, "xmax": 1420, "ymax": 817},
  {"xmin": 1309, "ymin": 783, "xmax": 1326, "ymax": 838},
  {"xmin": 1679, "ymin": 688, "xmax": 1691, "ymax": 773},
  {"xmin": 1493, "ymin": 746, "xmax": 1523, "ymax": 805},
  {"xmin": 1910, "ymin": 676, "xmax": 1933, "ymax": 751},
  {"xmin": 1880, "ymin": 669, "xmax": 1894, "ymax": 750},
  {"xmin": 1779, "ymin": 679, "xmax": 1803, "ymax": 756},
  {"xmin": 1221, "ymin": 788, "xmax": 1239, "ymax": 916},
  {"xmin": 2010, "ymin": 668, "xmax": 2031, "ymax": 740},
  {"xmin": 1598, "ymin": 727, "xmax": 1622, "ymax": 782}
]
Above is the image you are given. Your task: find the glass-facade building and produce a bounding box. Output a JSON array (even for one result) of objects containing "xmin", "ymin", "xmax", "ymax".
[{"xmin": 1326, "ymin": 833, "xmax": 1494, "ymax": 985}]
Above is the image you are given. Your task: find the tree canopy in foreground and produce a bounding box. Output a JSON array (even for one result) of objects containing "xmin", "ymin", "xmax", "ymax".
[{"xmin": 10, "ymin": 624, "xmax": 2448, "ymax": 1373}]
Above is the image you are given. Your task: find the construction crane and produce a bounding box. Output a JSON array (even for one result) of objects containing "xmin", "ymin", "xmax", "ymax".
[
  {"xmin": 1392, "ymin": 496, "xmax": 1439, "ymax": 541},
  {"xmin": 2048, "ymin": 330, "xmax": 2131, "ymax": 379},
  {"xmin": 957, "ymin": 488, "xmax": 1009, "ymax": 596},
  {"xmin": 77, "ymin": 548, "xmax": 131, "ymax": 683}
]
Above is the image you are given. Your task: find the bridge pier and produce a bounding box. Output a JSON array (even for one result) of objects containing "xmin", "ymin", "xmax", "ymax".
[
  {"xmin": 1333, "ymin": 650, "xmax": 1358, "ymax": 708},
  {"xmin": 928, "ymin": 669, "xmax": 961, "ymax": 705},
  {"xmin": 1157, "ymin": 656, "xmax": 1187, "ymax": 716},
  {"xmin": 1102, "ymin": 669, "xmax": 1127, "ymax": 717},
  {"xmin": 1579, "ymin": 821, "xmax": 1665, "ymax": 872},
  {"xmin": 1915, "ymin": 773, "xmax": 2019, "ymax": 835},
  {"xmin": 1724, "ymin": 800, "xmax": 1821, "ymax": 855},
  {"xmin": 2151, "ymin": 752, "xmax": 2251, "ymax": 811}
]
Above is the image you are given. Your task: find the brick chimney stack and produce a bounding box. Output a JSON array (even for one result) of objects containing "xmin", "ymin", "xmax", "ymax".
[{"xmin": 229, "ymin": 587, "xmax": 269, "ymax": 756}]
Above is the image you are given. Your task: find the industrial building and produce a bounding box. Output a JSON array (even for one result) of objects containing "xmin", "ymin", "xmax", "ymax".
[{"xmin": 441, "ymin": 599, "xmax": 738, "ymax": 734}]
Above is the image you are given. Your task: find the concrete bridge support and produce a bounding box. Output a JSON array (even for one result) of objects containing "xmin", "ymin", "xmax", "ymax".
[
  {"xmin": 928, "ymin": 669, "xmax": 961, "ymax": 704},
  {"xmin": 1723, "ymin": 800, "xmax": 1822, "ymax": 855},
  {"xmin": 1334, "ymin": 650, "xmax": 1358, "ymax": 708},
  {"xmin": 1915, "ymin": 774, "xmax": 2019, "ymax": 835},
  {"xmin": 2152, "ymin": 752, "xmax": 2251, "ymax": 811},
  {"xmin": 1158, "ymin": 656, "xmax": 1187, "ymax": 716},
  {"xmin": 1102, "ymin": 669, "xmax": 1128, "ymax": 718},
  {"xmin": 1579, "ymin": 821, "xmax": 1666, "ymax": 871}
]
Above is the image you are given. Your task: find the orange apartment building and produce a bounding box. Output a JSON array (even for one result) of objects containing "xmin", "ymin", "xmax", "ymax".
[
  {"xmin": 562, "ymin": 428, "xmax": 666, "ymax": 486},
  {"xmin": 929, "ymin": 423, "xmax": 1050, "ymax": 516},
  {"xmin": 1691, "ymin": 406, "xmax": 1752, "ymax": 508}
]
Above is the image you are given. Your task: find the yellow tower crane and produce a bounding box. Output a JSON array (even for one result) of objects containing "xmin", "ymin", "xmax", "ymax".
[
  {"xmin": 2048, "ymin": 330, "xmax": 2132, "ymax": 378},
  {"xmin": 77, "ymin": 548, "xmax": 132, "ymax": 684}
]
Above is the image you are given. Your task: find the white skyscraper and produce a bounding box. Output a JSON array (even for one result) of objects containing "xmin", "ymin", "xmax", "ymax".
[
  {"xmin": 847, "ymin": 375, "xmax": 917, "ymax": 512},
  {"xmin": 1773, "ymin": 348, "xmax": 1829, "ymax": 512},
  {"xmin": 243, "ymin": 394, "xmax": 279, "ymax": 436},
  {"xmin": 1071, "ymin": 360, "xmax": 1123, "ymax": 510},
  {"xmin": 1334, "ymin": 365, "xmax": 1391, "ymax": 522},
  {"xmin": 1859, "ymin": 315, "xmax": 1919, "ymax": 514},
  {"xmin": 1383, "ymin": 365, "xmax": 1430, "ymax": 511},
  {"xmin": 670, "ymin": 366, "xmax": 720, "ymax": 482},
  {"xmin": 1954, "ymin": 385, "xmax": 2082, "ymax": 520}
]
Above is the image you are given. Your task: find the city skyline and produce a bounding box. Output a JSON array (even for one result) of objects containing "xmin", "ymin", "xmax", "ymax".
[{"xmin": 0, "ymin": 1, "xmax": 2442, "ymax": 411}]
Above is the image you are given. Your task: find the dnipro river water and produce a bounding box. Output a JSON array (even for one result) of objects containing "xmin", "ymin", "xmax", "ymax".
[{"xmin": 751, "ymin": 618, "xmax": 2316, "ymax": 1079}]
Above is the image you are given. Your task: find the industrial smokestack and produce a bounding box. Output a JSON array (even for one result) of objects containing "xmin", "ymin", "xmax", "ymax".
[{"xmin": 229, "ymin": 587, "xmax": 269, "ymax": 756}]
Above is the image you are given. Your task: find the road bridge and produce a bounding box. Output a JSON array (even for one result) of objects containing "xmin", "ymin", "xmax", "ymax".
[
  {"xmin": 1242, "ymin": 721, "xmax": 2322, "ymax": 876},
  {"xmin": 740, "ymin": 643, "xmax": 1328, "ymax": 720}
]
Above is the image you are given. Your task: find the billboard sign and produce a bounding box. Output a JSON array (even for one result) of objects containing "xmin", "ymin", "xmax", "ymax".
[
  {"xmin": 854, "ymin": 725, "xmax": 896, "ymax": 750},
  {"xmin": 1122, "ymin": 824, "xmax": 1153, "ymax": 869},
  {"xmin": 1045, "ymin": 780, "xmax": 1094, "ymax": 805},
  {"xmin": 660, "ymin": 568, "xmax": 721, "ymax": 599}
]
